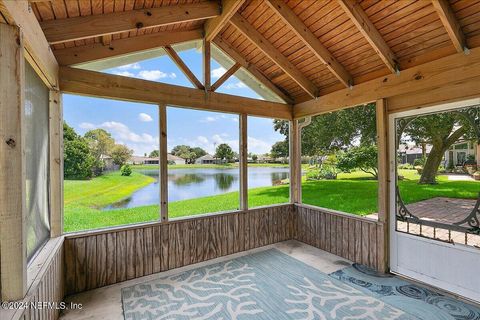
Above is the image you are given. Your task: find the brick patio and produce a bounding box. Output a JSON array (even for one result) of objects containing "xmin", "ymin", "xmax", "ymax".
[{"xmin": 397, "ymin": 197, "xmax": 480, "ymax": 248}]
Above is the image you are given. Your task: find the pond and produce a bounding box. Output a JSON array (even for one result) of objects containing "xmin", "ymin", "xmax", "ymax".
[{"xmin": 106, "ymin": 166, "xmax": 290, "ymax": 209}]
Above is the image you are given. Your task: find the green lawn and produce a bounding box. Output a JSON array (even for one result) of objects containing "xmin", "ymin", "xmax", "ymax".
[{"xmin": 63, "ymin": 169, "xmax": 479, "ymax": 232}]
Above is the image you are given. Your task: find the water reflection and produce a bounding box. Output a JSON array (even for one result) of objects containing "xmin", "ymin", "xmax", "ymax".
[{"xmin": 106, "ymin": 167, "xmax": 289, "ymax": 209}]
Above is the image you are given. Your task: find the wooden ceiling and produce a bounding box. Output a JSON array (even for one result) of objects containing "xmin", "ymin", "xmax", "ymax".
[{"xmin": 32, "ymin": 0, "xmax": 480, "ymax": 104}]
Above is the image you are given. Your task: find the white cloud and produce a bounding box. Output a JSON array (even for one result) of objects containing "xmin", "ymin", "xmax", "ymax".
[
  {"xmin": 114, "ymin": 71, "xmax": 135, "ymax": 77},
  {"xmin": 200, "ymin": 116, "xmax": 217, "ymax": 123},
  {"xmin": 138, "ymin": 113, "xmax": 153, "ymax": 122},
  {"xmin": 248, "ymin": 136, "xmax": 271, "ymax": 154},
  {"xmin": 211, "ymin": 67, "xmax": 226, "ymax": 79},
  {"xmin": 137, "ymin": 70, "xmax": 177, "ymax": 81},
  {"xmin": 79, "ymin": 122, "xmax": 95, "ymax": 130},
  {"xmin": 196, "ymin": 136, "xmax": 209, "ymax": 144},
  {"xmin": 80, "ymin": 121, "xmax": 159, "ymax": 155},
  {"xmin": 117, "ymin": 63, "xmax": 141, "ymax": 70},
  {"xmin": 224, "ymin": 81, "xmax": 247, "ymax": 89}
]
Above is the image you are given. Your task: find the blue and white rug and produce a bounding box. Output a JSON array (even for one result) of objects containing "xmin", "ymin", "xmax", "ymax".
[
  {"xmin": 121, "ymin": 249, "xmax": 412, "ymax": 319},
  {"xmin": 330, "ymin": 264, "xmax": 480, "ymax": 320}
]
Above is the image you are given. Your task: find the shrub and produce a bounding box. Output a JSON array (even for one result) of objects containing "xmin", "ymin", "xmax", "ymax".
[
  {"xmin": 120, "ymin": 164, "xmax": 132, "ymax": 176},
  {"xmin": 413, "ymin": 157, "xmax": 427, "ymax": 167},
  {"xmin": 306, "ymin": 166, "xmax": 337, "ymax": 180}
]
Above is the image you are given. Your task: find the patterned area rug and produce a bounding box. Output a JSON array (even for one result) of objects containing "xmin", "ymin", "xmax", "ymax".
[
  {"xmin": 121, "ymin": 249, "xmax": 412, "ymax": 319},
  {"xmin": 330, "ymin": 264, "xmax": 480, "ymax": 320}
]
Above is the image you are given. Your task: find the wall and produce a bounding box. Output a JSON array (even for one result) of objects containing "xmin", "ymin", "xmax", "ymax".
[
  {"xmin": 295, "ymin": 204, "xmax": 386, "ymax": 272},
  {"xmin": 64, "ymin": 205, "xmax": 294, "ymax": 295},
  {"xmin": 1, "ymin": 237, "xmax": 64, "ymax": 320}
]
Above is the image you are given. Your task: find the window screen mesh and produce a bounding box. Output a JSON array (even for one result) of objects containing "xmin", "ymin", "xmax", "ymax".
[{"xmin": 25, "ymin": 62, "xmax": 50, "ymax": 261}]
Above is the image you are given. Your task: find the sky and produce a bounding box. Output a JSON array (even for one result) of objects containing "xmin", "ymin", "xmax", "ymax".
[{"xmin": 63, "ymin": 44, "xmax": 286, "ymax": 156}]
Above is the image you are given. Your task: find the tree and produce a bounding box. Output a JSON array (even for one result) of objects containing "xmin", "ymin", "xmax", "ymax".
[
  {"xmin": 403, "ymin": 109, "xmax": 477, "ymax": 184},
  {"xmin": 171, "ymin": 145, "xmax": 207, "ymax": 163},
  {"xmin": 149, "ymin": 150, "xmax": 159, "ymax": 158},
  {"xmin": 252, "ymin": 154, "xmax": 258, "ymax": 162},
  {"xmin": 84, "ymin": 128, "xmax": 115, "ymax": 172},
  {"xmin": 111, "ymin": 144, "xmax": 133, "ymax": 166},
  {"xmin": 337, "ymin": 145, "xmax": 378, "ymax": 179},
  {"xmin": 270, "ymin": 140, "xmax": 289, "ymax": 160},
  {"xmin": 215, "ymin": 143, "xmax": 234, "ymax": 162},
  {"xmin": 273, "ymin": 103, "xmax": 377, "ymax": 157},
  {"xmin": 63, "ymin": 123, "xmax": 95, "ymax": 179}
]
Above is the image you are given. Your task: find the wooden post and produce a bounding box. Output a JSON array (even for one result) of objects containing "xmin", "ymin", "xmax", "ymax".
[
  {"xmin": 0, "ymin": 24, "xmax": 27, "ymax": 300},
  {"xmin": 289, "ymin": 119, "xmax": 301, "ymax": 203},
  {"xmin": 159, "ymin": 104, "xmax": 168, "ymax": 222},
  {"xmin": 203, "ymin": 40, "xmax": 211, "ymax": 91},
  {"xmin": 376, "ymin": 98, "xmax": 389, "ymax": 272},
  {"xmin": 239, "ymin": 114, "xmax": 248, "ymax": 211},
  {"xmin": 49, "ymin": 90, "xmax": 63, "ymax": 237}
]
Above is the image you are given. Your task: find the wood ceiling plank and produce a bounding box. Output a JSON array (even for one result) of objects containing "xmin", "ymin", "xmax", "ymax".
[
  {"xmin": 337, "ymin": 0, "xmax": 398, "ymax": 73},
  {"xmin": 204, "ymin": 0, "xmax": 245, "ymax": 42},
  {"xmin": 41, "ymin": 2, "xmax": 219, "ymax": 44},
  {"xmin": 59, "ymin": 66, "xmax": 293, "ymax": 119},
  {"xmin": 266, "ymin": 0, "xmax": 352, "ymax": 87},
  {"xmin": 432, "ymin": 0, "xmax": 467, "ymax": 52},
  {"xmin": 164, "ymin": 45, "xmax": 204, "ymax": 90},
  {"xmin": 54, "ymin": 28, "xmax": 203, "ymax": 65},
  {"xmin": 230, "ymin": 13, "xmax": 318, "ymax": 98}
]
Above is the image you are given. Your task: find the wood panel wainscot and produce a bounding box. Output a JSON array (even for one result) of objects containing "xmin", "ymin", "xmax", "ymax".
[
  {"xmin": 295, "ymin": 204, "xmax": 386, "ymax": 272},
  {"xmin": 64, "ymin": 205, "xmax": 294, "ymax": 295},
  {"xmin": 1, "ymin": 237, "xmax": 65, "ymax": 320}
]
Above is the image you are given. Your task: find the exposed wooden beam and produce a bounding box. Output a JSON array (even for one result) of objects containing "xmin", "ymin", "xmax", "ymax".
[
  {"xmin": 266, "ymin": 0, "xmax": 352, "ymax": 88},
  {"xmin": 0, "ymin": 24, "xmax": 27, "ymax": 301},
  {"xmin": 49, "ymin": 90, "xmax": 63, "ymax": 238},
  {"xmin": 204, "ymin": 0, "xmax": 245, "ymax": 42},
  {"xmin": 210, "ymin": 62, "xmax": 241, "ymax": 91},
  {"xmin": 159, "ymin": 104, "xmax": 168, "ymax": 222},
  {"xmin": 214, "ymin": 37, "xmax": 294, "ymax": 104},
  {"xmin": 203, "ymin": 40, "xmax": 211, "ymax": 91},
  {"xmin": 0, "ymin": 0, "xmax": 58, "ymax": 88},
  {"xmin": 337, "ymin": 0, "xmax": 398, "ymax": 73},
  {"xmin": 60, "ymin": 67, "xmax": 293, "ymax": 119},
  {"xmin": 41, "ymin": 2, "xmax": 219, "ymax": 44},
  {"xmin": 294, "ymin": 47, "xmax": 480, "ymax": 118},
  {"xmin": 431, "ymin": 0, "xmax": 466, "ymax": 53},
  {"xmin": 54, "ymin": 29, "xmax": 203, "ymax": 66},
  {"xmin": 230, "ymin": 14, "xmax": 318, "ymax": 98},
  {"xmin": 239, "ymin": 114, "xmax": 248, "ymax": 211},
  {"xmin": 164, "ymin": 45, "xmax": 204, "ymax": 90}
]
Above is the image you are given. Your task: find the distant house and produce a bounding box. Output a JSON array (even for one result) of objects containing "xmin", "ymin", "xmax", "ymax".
[
  {"xmin": 397, "ymin": 144, "xmax": 432, "ymax": 165},
  {"xmin": 168, "ymin": 154, "xmax": 185, "ymax": 165},
  {"xmin": 128, "ymin": 154, "xmax": 185, "ymax": 165},
  {"xmin": 195, "ymin": 154, "xmax": 220, "ymax": 164},
  {"xmin": 257, "ymin": 155, "xmax": 273, "ymax": 163},
  {"xmin": 444, "ymin": 140, "xmax": 479, "ymax": 166}
]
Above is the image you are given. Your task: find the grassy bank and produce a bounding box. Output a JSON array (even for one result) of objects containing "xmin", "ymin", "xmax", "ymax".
[{"xmin": 64, "ymin": 169, "xmax": 478, "ymax": 232}]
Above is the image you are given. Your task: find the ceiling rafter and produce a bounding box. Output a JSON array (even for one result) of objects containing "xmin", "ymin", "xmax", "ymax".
[
  {"xmin": 230, "ymin": 13, "xmax": 318, "ymax": 98},
  {"xmin": 164, "ymin": 45, "xmax": 204, "ymax": 90},
  {"xmin": 54, "ymin": 29, "xmax": 203, "ymax": 66},
  {"xmin": 210, "ymin": 62, "xmax": 242, "ymax": 92},
  {"xmin": 213, "ymin": 36, "xmax": 294, "ymax": 104},
  {"xmin": 266, "ymin": 0, "xmax": 353, "ymax": 88},
  {"xmin": 205, "ymin": 0, "xmax": 246, "ymax": 42},
  {"xmin": 40, "ymin": 2, "xmax": 219, "ymax": 44},
  {"xmin": 431, "ymin": 0, "xmax": 467, "ymax": 53},
  {"xmin": 59, "ymin": 67, "xmax": 293, "ymax": 120},
  {"xmin": 203, "ymin": 40, "xmax": 211, "ymax": 91},
  {"xmin": 337, "ymin": 0, "xmax": 398, "ymax": 73}
]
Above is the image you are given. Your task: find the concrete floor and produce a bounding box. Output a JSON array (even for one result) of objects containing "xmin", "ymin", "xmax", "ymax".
[{"xmin": 60, "ymin": 240, "xmax": 352, "ymax": 320}]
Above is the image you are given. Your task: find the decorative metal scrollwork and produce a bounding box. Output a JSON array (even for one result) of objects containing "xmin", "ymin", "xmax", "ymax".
[
  {"xmin": 395, "ymin": 187, "xmax": 419, "ymax": 223},
  {"xmin": 453, "ymin": 194, "xmax": 480, "ymax": 235},
  {"xmin": 395, "ymin": 104, "xmax": 480, "ymax": 237}
]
